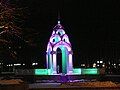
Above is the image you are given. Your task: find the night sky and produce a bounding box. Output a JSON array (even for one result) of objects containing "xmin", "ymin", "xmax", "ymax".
[{"xmin": 13, "ymin": 0, "xmax": 120, "ymax": 67}]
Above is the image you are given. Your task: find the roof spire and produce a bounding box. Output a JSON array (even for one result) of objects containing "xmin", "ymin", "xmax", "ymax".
[{"xmin": 58, "ymin": 12, "xmax": 60, "ymax": 24}]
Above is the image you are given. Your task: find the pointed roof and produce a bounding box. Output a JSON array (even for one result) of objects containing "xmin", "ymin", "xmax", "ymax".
[{"xmin": 53, "ymin": 18, "xmax": 64, "ymax": 30}]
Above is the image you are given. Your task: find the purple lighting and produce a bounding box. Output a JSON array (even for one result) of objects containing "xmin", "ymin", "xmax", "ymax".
[{"xmin": 46, "ymin": 19, "xmax": 73, "ymax": 75}]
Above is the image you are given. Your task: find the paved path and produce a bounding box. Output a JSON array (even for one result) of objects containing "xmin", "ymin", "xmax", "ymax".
[{"xmin": 29, "ymin": 83, "xmax": 61, "ymax": 88}]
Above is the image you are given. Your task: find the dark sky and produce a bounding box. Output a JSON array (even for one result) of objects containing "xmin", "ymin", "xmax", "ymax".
[{"xmin": 13, "ymin": 0, "xmax": 120, "ymax": 66}]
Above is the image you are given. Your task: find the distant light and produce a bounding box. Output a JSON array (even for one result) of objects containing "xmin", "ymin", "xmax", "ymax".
[
  {"xmin": 100, "ymin": 61, "xmax": 103, "ymax": 63},
  {"xmin": 14, "ymin": 63, "xmax": 21, "ymax": 66},
  {"xmin": 32, "ymin": 63, "xmax": 38, "ymax": 66},
  {"xmin": 93, "ymin": 63, "xmax": 96, "ymax": 67},
  {"xmin": 114, "ymin": 64, "xmax": 116, "ymax": 66},
  {"xmin": 14, "ymin": 51, "xmax": 17, "ymax": 54},
  {"xmin": 102, "ymin": 64, "xmax": 105, "ymax": 67},
  {"xmin": 32, "ymin": 63, "xmax": 35, "ymax": 66},
  {"xmin": 97, "ymin": 64, "xmax": 99, "ymax": 67},
  {"xmin": 81, "ymin": 64, "xmax": 85, "ymax": 66},
  {"xmin": 58, "ymin": 20, "xmax": 60, "ymax": 24},
  {"xmin": 97, "ymin": 61, "xmax": 99, "ymax": 63},
  {"xmin": 23, "ymin": 63, "xmax": 25, "ymax": 65},
  {"xmin": 119, "ymin": 64, "xmax": 120, "ymax": 66}
]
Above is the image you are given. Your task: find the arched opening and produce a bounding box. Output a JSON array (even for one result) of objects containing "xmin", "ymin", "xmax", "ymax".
[
  {"xmin": 58, "ymin": 32, "xmax": 61, "ymax": 36},
  {"xmin": 57, "ymin": 48, "xmax": 62, "ymax": 74}
]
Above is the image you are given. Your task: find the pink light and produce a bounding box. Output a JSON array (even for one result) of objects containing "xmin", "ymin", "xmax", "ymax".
[
  {"xmin": 53, "ymin": 41, "xmax": 71, "ymax": 51},
  {"xmin": 49, "ymin": 34, "xmax": 61, "ymax": 44},
  {"xmin": 56, "ymin": 29, "xmax": 65, "ymax": 35},
  {"xmin": 68, "ymin": 54, "xmax": 73, "ymax": 74},
  {"xmin": 46, "ymin": 19, "xmax": 73, "ymax": 75},
  {"xmin": 62, "ymin": 34, "xmax": 70, "ymax": 43},
  {"xmin": 69, "ymin": 54, "xmax": 72, "ymax": 65},
  {"xmin": 53, "ymin": 54, "xmax": 56, "ymax": 73},
  {"xmin": 47, "ymin": 43, "xmax": 52, "ymax": 52},
  {"xmin": 52, "ymin": 31, "xmax": 55, "ymax": 35}
]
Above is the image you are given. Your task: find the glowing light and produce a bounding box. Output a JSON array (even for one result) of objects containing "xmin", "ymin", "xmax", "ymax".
[
  {"xmin": 32, "ymin": 63, "xmax": 35, "ymax": 66},
  {"xmin": 52, "ymin": 30, "xmax": 55, "ymax": 35},
  {"xmin": 73, "ymin": 68, "xmax": 81, "ymax": 75},
  {"xmin": 14, "ymin": 63, "xmax": 21, "ymax": 66},
  {"xmin": 50, "ymin": 35, "xmax": 61, "ymax": 44},
  {"xmin": 81, "ymin": 68, "xmax": 98, "ymax": 75},
  {"xmin": 61, "ymin": 46, "xmax": 67, "ymax": 74},
  {"xmin": 97, "ymin": 61, "xmax": 99, "ymax": 63},
  {"xmin": 58, "ymin": 20, "xmax": 60, "ymax": 24},
  {"xmin": 53, "ymin": 42, "xmax": 71, "ymax": 51},
  {"xmin": 100, "ymin": 61, "xmax": 103, "ymax": 63},
  {"xmin": 56, "ymin": 29, "xmax": 65, "ymax": 35},
  {"xmin": 35, "ymin": 69, "xmax": 48, "ymax": 75},
  {"xmin": 53, "ymin": 54, "xmax": 57, "ymax": 73},
  {"xmin": 46, "ymin": 19, "xmax": 73, "ymax": 75},
  {"xmin": 47, "ymin": 69, "xmax": 52, "ymax": 75},
  {"xmin": 69, "ymin": 54, "xmax": 72, "ymax": 66},
  {"xmin": 32, "ymin": 63, "xmax": 38, "ymax": 66},
  {"xmin": 81, "ymin": 64, "xmax": 85, "ymax": 67},
  {"xmin": 93, "ymin": 63, "xmax": 96, "ymax": 67},
  {"xmin": 62, "ymin": 34, "xmax": 70, "ymax": 43},
  {"xmin": 102, "ymin": 64, "xmax": 105, "ymax": 67},
  {"xmin": 47, "ymin": 43, "xmax": 52, "ymax": 52},
  {"xmin": 97, "ymin": 64, "xmax": 99, "ymax": 67}
]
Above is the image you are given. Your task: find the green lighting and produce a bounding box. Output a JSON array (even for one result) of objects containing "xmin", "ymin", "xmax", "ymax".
[
  {"xmin": 73, "ymin": 68, "xmax": 81, "ymax": 74},
  {"xmin": 55, "ymin": 36, "xmax": 59, "ymax": 42},
  {"xmin": 35, "ymin": 69, "xmax": 48, "ymax": 75},
  {"xmin": 47, "ymin": 69, "xmax": 52, "ymax": 75},
  {"xmin": 61, "ymin": 46, "xmax": 67, "ymax": 74},
  {"xmin": 81, "ymin": 68, "xmax": 98, "ymax": 75}
]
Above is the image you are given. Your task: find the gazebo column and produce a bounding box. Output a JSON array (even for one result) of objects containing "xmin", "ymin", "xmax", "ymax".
[
  {"xmin": 68, "ymin": 51, "xmax": 73, "ymax": 74},
  {"xmin": 52, "ymin": 51, "xmax": 57, "ymax": 74}
]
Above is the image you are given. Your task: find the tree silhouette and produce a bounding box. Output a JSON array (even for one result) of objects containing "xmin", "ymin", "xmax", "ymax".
[{"xmin": 0, "ymin": 0, "xmax": 28, "ymax": 71}]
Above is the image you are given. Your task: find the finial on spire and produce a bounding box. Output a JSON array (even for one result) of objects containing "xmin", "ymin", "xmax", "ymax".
[
  {"xmin": 58, "ymin": 12, "xmax": 60, "ymax": 24},
  {"xmin": 58, "ymin": 20, "xmax": 60, "ymax": 24}
]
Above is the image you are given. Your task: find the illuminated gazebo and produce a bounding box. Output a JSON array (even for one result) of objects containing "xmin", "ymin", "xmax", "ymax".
[
  {"xmin": 34, "ymin": 19, "xmax": 99, "ymax": 76},
  {"xmin": 46, "ymin": 20, "xmax": 73, "ymax": 75}
]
